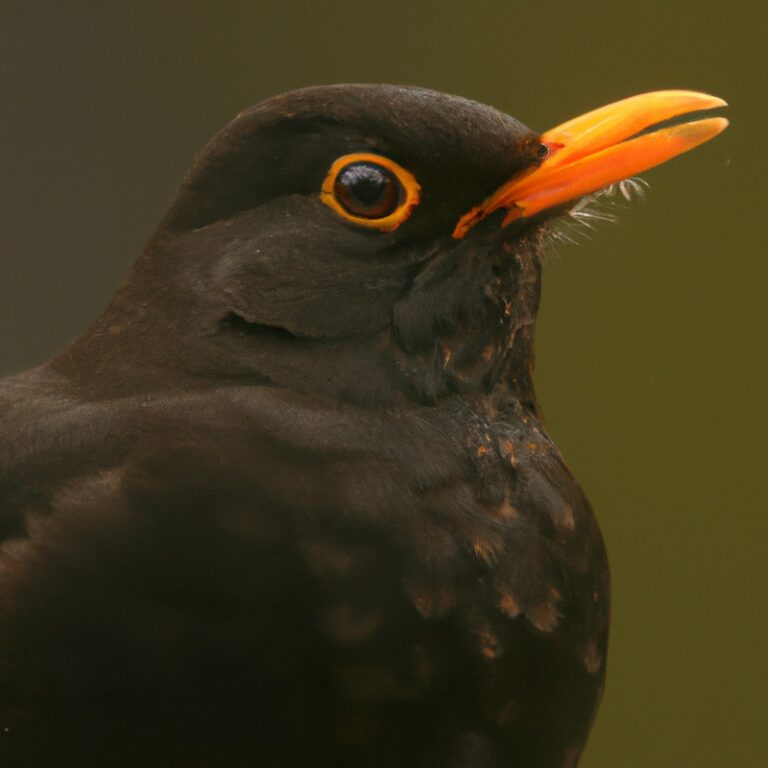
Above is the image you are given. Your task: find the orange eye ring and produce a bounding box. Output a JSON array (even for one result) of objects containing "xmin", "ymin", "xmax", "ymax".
[{"xmin": 320, "ymin": 153, "xmax": 421, "ymax": 232}]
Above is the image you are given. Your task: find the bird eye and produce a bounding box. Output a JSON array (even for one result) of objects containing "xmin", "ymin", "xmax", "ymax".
[
  {"xmin": 321, "ymin": 153, "xmax": 421, "ymax": 232},
  {"xmin": 334, "ymin": 163, "xmax": 400, "ymax": 218},
  {"xmin": 536, "ymin": 142, "xmax": 550, "ymax": 160}
]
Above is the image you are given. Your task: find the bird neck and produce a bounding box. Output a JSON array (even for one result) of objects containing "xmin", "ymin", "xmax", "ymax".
[{"xmin": 50, "ymin": 228, "xmax": 543, "ymax": 412}]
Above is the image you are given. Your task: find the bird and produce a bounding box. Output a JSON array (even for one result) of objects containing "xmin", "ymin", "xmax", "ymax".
[{"xmin": 0, "ymin": 85, "xmax": 727, "ymax": 768}]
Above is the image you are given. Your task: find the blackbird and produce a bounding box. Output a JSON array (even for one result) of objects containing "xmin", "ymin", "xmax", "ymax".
[{"xmin": 0, "ymin": 85, "xmax": 727, "ymax": 767}]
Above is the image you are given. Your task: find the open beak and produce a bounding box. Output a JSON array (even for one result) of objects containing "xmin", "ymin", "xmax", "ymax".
[{"xmin": 453, "ymin": 90, "xmax": 728, "ymax": 238}]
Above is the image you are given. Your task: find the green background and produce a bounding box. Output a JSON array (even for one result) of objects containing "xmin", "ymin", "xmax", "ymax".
[{"xmin": 1, "ymin": 1, "xmax": 765, "ymax": 765}]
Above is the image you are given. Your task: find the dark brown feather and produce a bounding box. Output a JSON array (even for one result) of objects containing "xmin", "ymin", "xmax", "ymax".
[{"xmin": 0, "ymin": 85, "xmax": 608, "ymax": 767}]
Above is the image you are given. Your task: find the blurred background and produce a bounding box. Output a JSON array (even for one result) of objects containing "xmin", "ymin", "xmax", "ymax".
[{"xmin": 1, "ymin": 1, "xmax": 765, "ymax": 765}]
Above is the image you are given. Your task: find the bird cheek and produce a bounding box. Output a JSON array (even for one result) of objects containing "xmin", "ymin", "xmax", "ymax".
[{"xmin": 215, "ymin": 252, "xmax": 401, "ymax": 341}]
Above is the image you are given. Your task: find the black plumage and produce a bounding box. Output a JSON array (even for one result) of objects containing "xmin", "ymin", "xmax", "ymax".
[{"xmin": 3, "ymin": 82, "xmax": 718, "ymax": 767}]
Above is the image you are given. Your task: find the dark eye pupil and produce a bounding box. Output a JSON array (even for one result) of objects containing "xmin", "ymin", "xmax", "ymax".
[
  {"xmin": 334, "ymin": 162, "xmax": 401, "ymax": 218},
  {"xmin": 536, "ymin": 142, "xmax": 550, "ymax": 160}
]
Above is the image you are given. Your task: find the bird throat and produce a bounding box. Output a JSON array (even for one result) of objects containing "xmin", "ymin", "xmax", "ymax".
[{"xmin": 391, "ymin": 224, "xmax": 544, "ymax": 408}]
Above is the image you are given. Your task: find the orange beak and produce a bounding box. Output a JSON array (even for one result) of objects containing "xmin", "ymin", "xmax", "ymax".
[{"xmin": 453, "ymin": 90, "xmax": 728, "ymax": 238}]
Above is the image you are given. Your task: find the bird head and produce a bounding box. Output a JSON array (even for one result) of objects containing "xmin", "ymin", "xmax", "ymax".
[{"xmin": 62, "ymin": 85, "xmax": 726, "ymax": 406}]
